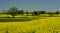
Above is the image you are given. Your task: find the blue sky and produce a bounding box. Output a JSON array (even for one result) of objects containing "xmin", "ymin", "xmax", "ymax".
[{"xmin": 0, "ymin": 0, "xmax": 60, "ymax": 12}]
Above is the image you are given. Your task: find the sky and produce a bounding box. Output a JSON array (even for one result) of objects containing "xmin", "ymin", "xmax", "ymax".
[{"xmin": 0, "ymin": 0, "xmax": 60, "ymax": 12}]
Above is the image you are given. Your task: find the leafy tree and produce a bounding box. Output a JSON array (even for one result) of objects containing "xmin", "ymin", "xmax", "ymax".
[
  {"xmin": 18, "ymin": 10, "xmax": 24, "ymax": 15},
  {"xmin": 56, "ymin": 11, "xmax": 60, "ymax": 16},
  {"xmin": 39, "ymin": 11, "xmax": 46, "ymax": 14},
  {"xmin": 47, "ymin": 12, "xmax": 54, "ymax": 17},
  {"xmin": 34, "ymin": 11, "xmax": 39, "ymax": 16},
  {"xmin": 7, "ymin": 7, "xmax": 18, "ymax": 18},
  {"xmin": 38, "ymin": 11, "xmax": 46, "ymax": 16}
]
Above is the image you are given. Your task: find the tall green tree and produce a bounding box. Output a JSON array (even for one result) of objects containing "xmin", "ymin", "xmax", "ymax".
[
  {"xmin": 34, "ymin": 11, "xmax": 39, "ymax": 16},
  {"xmin": 7, "ymin": 7, "xmax": 18, "ymax": 18},
  {"xmin": 47, "ymin": 12, "xmax": 54, "ymax": 17},
  {"xmin": 18, "ymin": 10, "xmax": 24, "ymax": 15},
  {"xmin": 39, "ymin": 11, "xmax": 46, "ymax": 14},
  {"xmin": 39, "ymin": 11, "xmax": 46, "ymax": 16},
  {"xmin": 56, "ymin": 11, "xmax": 60, "ymax": 16}
]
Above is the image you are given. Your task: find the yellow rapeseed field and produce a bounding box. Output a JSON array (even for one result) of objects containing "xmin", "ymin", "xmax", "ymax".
[{"xmin": 0, "ymin": 17, "xmax": 60, "ymax": 33}]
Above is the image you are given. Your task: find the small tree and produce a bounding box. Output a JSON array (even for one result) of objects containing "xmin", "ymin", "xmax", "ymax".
[
  {"xmin": 39, "ymin": 11, "xmax": 46, "ymax": 16},
  {"xmin": 34, "ymin": 11, "xmax": 39, "ymax": 16},
  {"xmin": 39, "ymin": 11, "xmax": 45, "ymax": 14},
  {"xmin": 18, "ymin": 10, "xmax": 24, "ymax": 15},
  {"xmin": 7, "ymin": 7, "xmax": 18, "ymax": 18},
  {"xmin": 56, "ymin": 11, "xmax": 60, "ymax": 16},
  {"xmin": 47, "ymin": 12, "xmax": 54, "ymax": 17}
]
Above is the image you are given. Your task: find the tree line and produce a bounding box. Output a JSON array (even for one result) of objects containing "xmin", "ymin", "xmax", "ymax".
[{"xmin": 1, "ymin": 7, "xmax": 60, "ymax": 18}]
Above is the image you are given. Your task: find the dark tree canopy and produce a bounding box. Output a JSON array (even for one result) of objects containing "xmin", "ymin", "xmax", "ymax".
[
  {"xmin": 7, "ymin": 7, "xmax": 18, "ymax": 18},
  {"xmin": 56, "ymin": 11, "xmax": 60, "ymax": 14},
  {"xmin": 18, "ymin": 10, "xmax": 24, "ymax": 15},
  {"xmin": 34, "ymin": 11, "xmax": 39, "ymax": 16},
  {"xmin": 39, "ymin": 11, "xmax": 46, "ymax": 14}
]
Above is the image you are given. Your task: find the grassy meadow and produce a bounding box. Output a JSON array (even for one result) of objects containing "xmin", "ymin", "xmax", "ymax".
[{"xmin": 0, "ymin": 14, "xmax": 60, "ymax": 33}]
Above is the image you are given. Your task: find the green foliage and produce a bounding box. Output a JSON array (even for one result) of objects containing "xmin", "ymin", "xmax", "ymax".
[
  {"xmin": 1, "ymin": 6, "xmax": 60, "ymax": 17},
  {"xmin": 0, "ymin": 18, "xmax": 32, "ymax": 22},
  {"xmin": 18, "ymin": 10, "xmax": 24, "ymax": 15},
  {"xmin": 33, "ymin": 11, "xmax": 46, "ymax": 16},
  {"xmin": 7, "ymin": 7, "xmax": 18, "ymax": 18},
  {"xmin": 55, "ymin": 11, "xmax": 60, "ymax": 14},
  {"xmin": 47, "ymin": 12, "xmax": 55, "ymax": 17},
  {"xmin": 39, "ymin": 11, "xmax": 46, "ymax": 14},
  {"xmin": 34, "ymin": 11, "xmax": 39, "ymax": 16},
  {"xmin": 0, "ymin": 17, "xmax": 40, "ymax": 22},
  {"xmin": 30, "ymin": 12, "xmax": 34, "ymax": 16}
]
